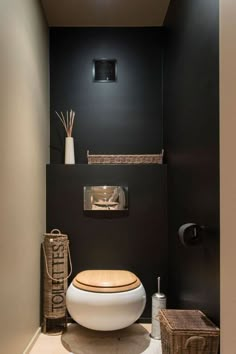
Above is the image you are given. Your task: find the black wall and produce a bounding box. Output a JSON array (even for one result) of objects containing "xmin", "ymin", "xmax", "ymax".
[
  {"xmin": 47, "ymin": 16, "xmax": 220, "ymax": 325},
  {"xmin": 48, "ymin": 28, "xmax": 167, "ymax": 320},
  {"xmin": 164, "ymin": 0, "xmax": 219, "ymax": 324},
  {"xmin": 50, "ymin": 28, "xmax": 164, "ymax": 164},
  {"xmin": 47, "ymin": 165, "xmax": 167, "ymax": 319}
]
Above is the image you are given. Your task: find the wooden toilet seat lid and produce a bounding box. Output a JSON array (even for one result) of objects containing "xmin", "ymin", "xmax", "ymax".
[{"xmin": 73, "ymin": 270, "xmax": 141, "ymax": 293}]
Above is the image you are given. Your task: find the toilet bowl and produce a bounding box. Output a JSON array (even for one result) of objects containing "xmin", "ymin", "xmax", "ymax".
[{"xmin": 66, "ymin": 270, "xmax": 146, "ymax": 331}]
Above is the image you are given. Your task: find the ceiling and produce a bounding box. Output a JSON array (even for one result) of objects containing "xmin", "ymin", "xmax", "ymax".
[{"xmin": 40, "ymin": 0, "xmax": 170, "ymax": 27}]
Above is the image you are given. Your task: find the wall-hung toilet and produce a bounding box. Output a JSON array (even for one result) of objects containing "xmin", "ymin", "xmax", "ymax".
[{"xmin": 66, "ymin": 270, "xmax": 146, "ymax": 331}]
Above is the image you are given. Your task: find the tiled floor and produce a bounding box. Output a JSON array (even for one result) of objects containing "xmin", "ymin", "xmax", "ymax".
[{"xmin": 30, "ymin": 324, "xmax": 162, "ymax": 354}]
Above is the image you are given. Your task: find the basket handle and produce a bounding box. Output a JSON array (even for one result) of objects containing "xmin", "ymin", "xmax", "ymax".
[
  {"xmin": 42, "ymin": 242, "xmax": 72, "ymax": 282},
  {"xmin": 184, "ymin": 336, "xmax": 206, "ymax": 350},
  {"xmin": 50, "ymin": 228, "xmax": 62, "ymax": 235}
]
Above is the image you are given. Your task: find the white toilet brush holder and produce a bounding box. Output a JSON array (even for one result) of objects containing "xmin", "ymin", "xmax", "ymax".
[{"xmin": 151, "ymin": 277, "xmax": 166, "ymax": 339}]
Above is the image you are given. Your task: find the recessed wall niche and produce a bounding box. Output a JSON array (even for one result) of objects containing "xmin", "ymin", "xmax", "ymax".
[{"xmin": 93, "ymin": 59, "xmax": 117, "ymax": 82}]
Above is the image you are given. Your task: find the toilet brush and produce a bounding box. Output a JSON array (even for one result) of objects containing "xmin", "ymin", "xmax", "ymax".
[{"xmin": 151, "ymin": 276, "xmax": 166, "ymax": 339}]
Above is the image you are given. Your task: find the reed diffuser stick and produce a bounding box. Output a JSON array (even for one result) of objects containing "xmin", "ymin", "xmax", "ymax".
[{"xmin": 55, "ymin": 109, "xmax": 75, "ymax": 137}]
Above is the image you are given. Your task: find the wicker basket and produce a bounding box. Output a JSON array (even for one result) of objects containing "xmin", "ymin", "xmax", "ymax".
[
  {"xmin": 87, "ymin": 150, "xmax": 164, "ymax": 165},
  {"xmin": 42, "ymin": 229, "xmax": 72, "ymax": 334},
  {"xmin": 159, "ymin": 310, "xmax": 220, "ymax": 354}
]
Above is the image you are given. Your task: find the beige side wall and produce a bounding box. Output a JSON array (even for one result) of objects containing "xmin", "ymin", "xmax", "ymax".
[
  {"xmin": 220, "ymin": 1, "xmax": 236, "ymax": 353},
  {"xmin": 0, "ymin": 1, "xmax": 49, "ymax": 353}
]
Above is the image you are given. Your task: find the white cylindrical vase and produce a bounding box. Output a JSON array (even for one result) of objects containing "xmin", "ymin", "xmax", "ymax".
[{"xmin": 65, "ymin": 137, "xmax": 75, "ymax": 164}]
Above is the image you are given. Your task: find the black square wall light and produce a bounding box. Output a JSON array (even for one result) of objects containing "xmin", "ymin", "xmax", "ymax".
[{"xmin": 93, "ymin": 59, "xmax": 117, "ymax": 82}]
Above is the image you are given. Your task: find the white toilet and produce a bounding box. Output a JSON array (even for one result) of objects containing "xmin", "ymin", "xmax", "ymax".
[{"xmin": 66, "ymin": 269, "xmax": 146, "ymax": 331}]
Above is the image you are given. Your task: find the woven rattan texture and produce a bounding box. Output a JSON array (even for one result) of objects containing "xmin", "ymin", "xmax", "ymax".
[
  {"xmin": 159, "ymin": 310, "xmax": 220, "ymax": 354},
  {"xmin": 43, "ymin": 235, "xmax": 68, "ymax": 319},
  {"xmin": 160, "ymin": 310, "xmax": 218, "ymax": 332},
  {"xmin": 87, "ymin": 150, "xmax": 164, "ymax": 165}
]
